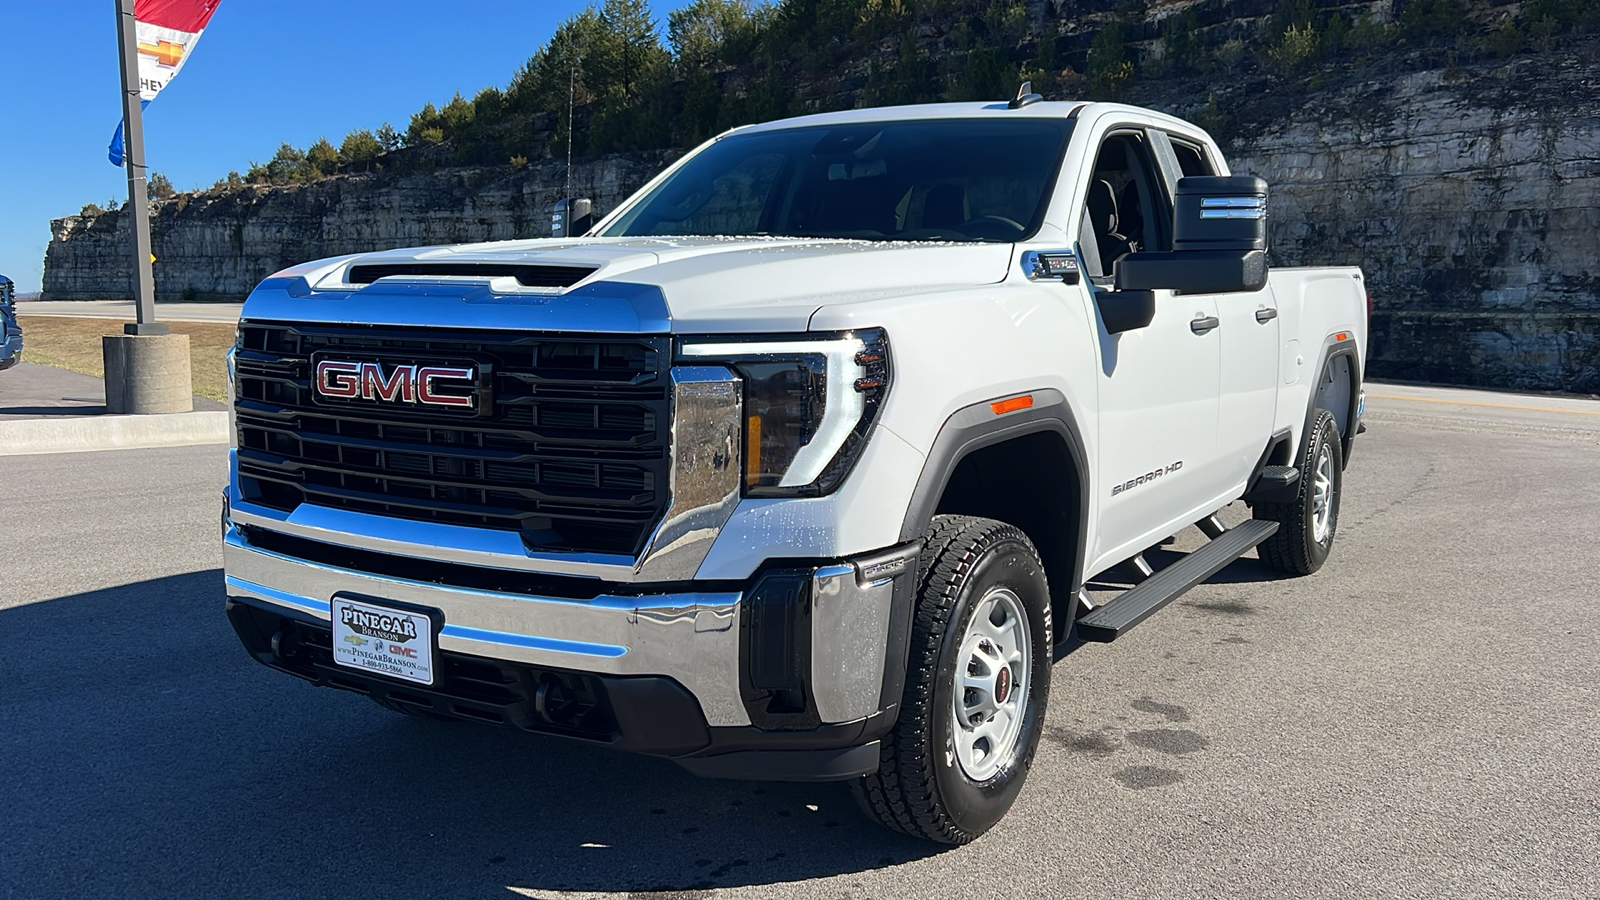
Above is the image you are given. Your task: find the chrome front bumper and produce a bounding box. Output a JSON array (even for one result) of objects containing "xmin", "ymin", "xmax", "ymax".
[{"xmin": 224, "ymin": 525, "xmax": 910, "ymax": 730}]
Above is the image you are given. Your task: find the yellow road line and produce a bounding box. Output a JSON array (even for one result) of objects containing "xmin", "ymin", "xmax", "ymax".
[{"xmin": 1367, "ymin": 393, "xmax": 1600, "ymax": 417}]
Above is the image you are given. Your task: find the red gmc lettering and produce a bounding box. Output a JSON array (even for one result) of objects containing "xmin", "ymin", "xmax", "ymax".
[
  {"xmin": 389, "ymin": 644, "xmax": 419, "ymax": 659},
  {"xmin": 361, "ymin": 363, "xmax": 416, "ymax": 402},
  {"xmin": 315, "ymin": 360, "xmax": 362, "ymax": 398},
  {"xmin": 417, "ymin": 366, "xmax": 477, "ymax": 408}
]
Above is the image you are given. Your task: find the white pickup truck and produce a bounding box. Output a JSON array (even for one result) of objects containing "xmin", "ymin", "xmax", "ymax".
[{"xmin": 222, "ymin": 96, "xmax": 1366, "ymax": 844}]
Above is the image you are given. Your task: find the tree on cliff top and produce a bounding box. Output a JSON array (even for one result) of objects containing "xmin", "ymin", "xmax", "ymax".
[
  {"xmin": 340, "ymin": 130, "xmax": 383, "ymax": 171},
  {"xmin": 307, "ymin": 138, "xmax": 340, "ymax": 177},
  {"xmin": 670, "ymin": 0, "xmax": 768, "ymax": 69}
]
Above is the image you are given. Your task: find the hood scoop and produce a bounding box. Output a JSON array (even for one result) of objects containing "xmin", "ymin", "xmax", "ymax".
[{"xmin": 346, "ymin": 262, "xmax": 596, "ymax": 288}]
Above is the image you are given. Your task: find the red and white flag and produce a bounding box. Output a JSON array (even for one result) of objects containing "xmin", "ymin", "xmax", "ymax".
[{"xmin": 110, "ymin": 0, "xmax": 223, "ymax": 165}]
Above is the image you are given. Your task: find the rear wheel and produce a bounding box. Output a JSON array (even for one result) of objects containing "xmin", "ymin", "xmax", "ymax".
[
  {"xmin": 1255, "ymin": 408, "xmax": 1343, "ymax": 575},
  {"xmin": 852, "ymin": 515, "xmax": 1052, "ymax": 844}
]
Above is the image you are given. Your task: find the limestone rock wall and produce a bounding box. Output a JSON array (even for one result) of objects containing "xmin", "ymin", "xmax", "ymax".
[
  {"xmin": 1229, "ymin": 53, "xmax": 1600, "ymax": 394},
  {"xmin": 42, "ymin": 152, "xmax": 675, "ymax": 304}
]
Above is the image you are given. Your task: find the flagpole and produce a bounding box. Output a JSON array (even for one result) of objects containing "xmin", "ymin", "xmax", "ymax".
[
  {"xmin": 114, "ymin": 0, "xmax": 164, "ymax": 336},
  {"xmin": 104, "ymin": 0, "xmax": 190, "ymax": 415}
]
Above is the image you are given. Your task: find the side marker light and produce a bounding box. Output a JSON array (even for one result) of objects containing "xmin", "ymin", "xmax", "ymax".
[{"xmin": 991, "ymin": 395, "xmax": 1034, "ymax": 416}]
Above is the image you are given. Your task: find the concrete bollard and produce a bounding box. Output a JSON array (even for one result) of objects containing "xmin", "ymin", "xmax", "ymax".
[{"xmin": 103, "ymin": 333, "xmax": 193, "ymax": 414}]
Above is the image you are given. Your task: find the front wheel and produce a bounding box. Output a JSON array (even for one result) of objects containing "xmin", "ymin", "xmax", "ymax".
[
  {"xmin": 1255, "ymin": 408, "xmax": 1344, "ymax": 575},
  {"xmin": 852, "ymin": 515, "xmax": 1052, "ymax": 844}
]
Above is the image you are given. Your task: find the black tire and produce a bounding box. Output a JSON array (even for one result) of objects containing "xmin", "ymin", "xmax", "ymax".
[
  {"xmin": 852, "ymin": 515, "xmax": 1052, "ymax": 844},
  {"xmin": 1255, "ymin": 408, "xmax": 1343, "ymax": 575}
]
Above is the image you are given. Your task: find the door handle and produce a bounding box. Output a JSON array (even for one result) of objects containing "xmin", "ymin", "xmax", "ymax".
[
  {"xmin": 1190, "ymin": 315, "xmax": 1220, "ymax": 335},
  {"xmin": 1255, "ymin": 307, "xmax": 1279, "ymax": 323}
]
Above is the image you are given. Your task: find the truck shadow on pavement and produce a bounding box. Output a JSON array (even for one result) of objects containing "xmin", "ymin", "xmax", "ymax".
[{"xmin": 0, "ymin": 571, "xmax": 940, "ymax": 900}]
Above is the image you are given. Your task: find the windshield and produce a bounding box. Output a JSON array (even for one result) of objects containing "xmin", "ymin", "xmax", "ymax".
[{"xmin": 603, "ymin": 119, "xmax": 1072, "ymax": 244}]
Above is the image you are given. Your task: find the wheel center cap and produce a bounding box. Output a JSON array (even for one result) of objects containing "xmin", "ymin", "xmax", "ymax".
[{"xmin": 994, "ymin": 665, "xmax": 1012, "ymax": 705}]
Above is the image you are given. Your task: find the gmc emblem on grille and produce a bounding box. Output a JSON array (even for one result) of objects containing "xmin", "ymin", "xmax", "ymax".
[{"xmin": 314, "ymin": 360, "xmax": 478, "ymax": 408}]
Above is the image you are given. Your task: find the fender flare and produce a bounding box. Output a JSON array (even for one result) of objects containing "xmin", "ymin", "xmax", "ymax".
[
  {"xmin": 897, "ymin": 389, "xmax": 1093, "ymax": 615},
  {"xmin": 1301, "ymin": 334, "xmax": 1363, "ymax": 468}
]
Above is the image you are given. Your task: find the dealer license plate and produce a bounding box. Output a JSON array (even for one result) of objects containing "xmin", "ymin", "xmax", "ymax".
[{"xmin": 330, "ymin": 596, "xmax": 437, "ymax": 686}]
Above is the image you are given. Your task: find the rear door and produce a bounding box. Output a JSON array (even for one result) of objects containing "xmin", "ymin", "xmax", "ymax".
[{"xmin": 1156, "ymin": 132, "xmax": 1281, "ymax": 488}]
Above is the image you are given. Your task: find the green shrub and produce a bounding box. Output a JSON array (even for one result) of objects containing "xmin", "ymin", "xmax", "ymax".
[
  {"xmin": 1087, "ymin": 20, "xmax": 1133, "ymax": 96},
  {"xmin": 1484, "ymin": 18, "xmax": 1524, "ymax": 57},
  {"xmin": 1346, "ymin": 14, "xmax": 1392, "ymax": 50},
  {"xmin": 1156, "ymin": 12, "xmax": 1201, "ymax": 76},
  {"xmin": 147, "ymin": 172, "xmax": 177, "ymax": 200},
  {"xmin": 1522, "ymin": 0, "xmax": 1600, "ymax": 33},
  {"xmin": 1399, "ymin": 0, "xmax": 1471, "ymax": 43},
  {"xmin": 1268, "ymin": 22, "xmax": 1320, "ymax": 70}
]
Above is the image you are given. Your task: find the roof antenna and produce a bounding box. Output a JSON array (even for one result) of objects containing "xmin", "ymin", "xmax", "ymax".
[{"xmin": 1009, "ymin": 80, "xmax": 1043, "ymax": 109}]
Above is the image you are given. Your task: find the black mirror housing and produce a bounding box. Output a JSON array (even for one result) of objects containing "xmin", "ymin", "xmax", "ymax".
[
  {"xmin": 1114, "ymin": 249, "xmax": 1268, "ymax": 295},
  {"xmin": 1110, "ymin": 175, "xmax": 1269, "ymax": 295},
  {"xmin": 552, "ymin": 198, "xmax": 594, "ymax": 238}
]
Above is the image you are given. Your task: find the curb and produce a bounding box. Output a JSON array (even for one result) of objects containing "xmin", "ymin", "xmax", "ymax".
[{"xmin": 0, "ymin": 411, "xmax": 230, "ymax": 456}]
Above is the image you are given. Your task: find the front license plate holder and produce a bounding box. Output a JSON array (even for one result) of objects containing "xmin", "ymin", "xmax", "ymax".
[{"xmin": 330, "ymin": 593, "xmax": 443, "ymax": 686}]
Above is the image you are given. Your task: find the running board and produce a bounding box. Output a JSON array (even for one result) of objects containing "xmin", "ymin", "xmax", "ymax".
[{"xmin": 1076, "ymin": 519, "xmax": 1279, "ymax": 643}]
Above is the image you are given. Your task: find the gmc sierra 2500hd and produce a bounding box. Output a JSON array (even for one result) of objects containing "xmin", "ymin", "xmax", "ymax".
[{"xmin": 223, "ymin": 96, "xmax": 1366, "ymax": 844}]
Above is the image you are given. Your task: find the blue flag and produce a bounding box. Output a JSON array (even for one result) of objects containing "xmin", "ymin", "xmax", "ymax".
[{"xmin": 108, "ymin": 100, "xmax": 152, "ymax": 167}]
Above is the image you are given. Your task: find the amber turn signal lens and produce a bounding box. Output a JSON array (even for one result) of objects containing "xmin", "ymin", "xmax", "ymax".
[{"xmin": 991, "ymin": 395, "xmax": 1034, "ymax": 416}]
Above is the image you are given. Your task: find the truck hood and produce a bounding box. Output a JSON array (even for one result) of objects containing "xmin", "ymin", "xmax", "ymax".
[{"xmin": 263, "ymin": 236, "xmax": 1016, "ymax": 333}]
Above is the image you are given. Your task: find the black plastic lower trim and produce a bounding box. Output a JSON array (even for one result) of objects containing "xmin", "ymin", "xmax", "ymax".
[{"xmin": 674, "ymin": 742, "xmax": 882, "ymax": 782}]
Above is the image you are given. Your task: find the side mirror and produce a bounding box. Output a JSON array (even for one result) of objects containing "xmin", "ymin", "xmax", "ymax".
[
  {"xmin": 552, "ymin": 197, "xmax": 594, "ymax": 238},
  {"xmin": 1114, "ymin": 175, "xmax": 1269, "ymax": 295}
]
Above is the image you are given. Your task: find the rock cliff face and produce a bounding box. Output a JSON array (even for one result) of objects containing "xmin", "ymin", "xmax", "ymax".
[
  {"xmin": 1227, "ymin": 51, "xmax": 1600, "ymax": 394},
  {"xmin": 42, "ymin": 152, "xmax": 675, "ymax": 304},
  {"xmin": 42, "ymin": 35, "xmax": 1600, "ymax": 392}
]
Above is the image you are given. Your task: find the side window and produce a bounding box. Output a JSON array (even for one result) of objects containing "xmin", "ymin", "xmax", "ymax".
[
  {"xmin": 1078, "ymin": 132, "xmax": 1172, "ymax": 279},
  {"xmin": 1169, "ymin": 138, "xmax": 1217, "ymax": 178}
]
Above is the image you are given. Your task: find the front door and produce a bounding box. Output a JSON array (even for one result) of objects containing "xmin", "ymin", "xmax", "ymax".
[{"xmin": 1073, "ymin": 130, "xmax": 1222, "ymax": 570}]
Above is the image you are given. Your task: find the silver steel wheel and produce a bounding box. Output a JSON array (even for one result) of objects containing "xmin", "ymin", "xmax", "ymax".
[
  {"xmin": 1311, "ymin": 440, "xmax": 1335, "ymax": 543},
  {"xmin": 952, "ymin": 586, "xmax": 1031, "ymax": 782}
]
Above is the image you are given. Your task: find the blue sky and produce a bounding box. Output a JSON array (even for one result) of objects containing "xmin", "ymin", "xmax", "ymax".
[{"xmin": 0, "ymin": 1, "xmax": 699, "ymax": 293}]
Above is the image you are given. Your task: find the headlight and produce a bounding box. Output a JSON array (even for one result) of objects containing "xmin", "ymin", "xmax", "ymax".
[{"xmin": 679, "ymin": 329, "xmax": 890, "ymax": 497}]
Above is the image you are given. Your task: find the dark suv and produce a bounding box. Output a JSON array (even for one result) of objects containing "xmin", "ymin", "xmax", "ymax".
[{"xmin": 0, "ymin": 275, "xmax": 20, "ymax": 370}]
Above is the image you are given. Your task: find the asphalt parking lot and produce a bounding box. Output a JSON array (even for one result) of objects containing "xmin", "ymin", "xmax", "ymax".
[{"xmin": 2, "ymin": 386, "xmax": 1597, "ymax": 899}]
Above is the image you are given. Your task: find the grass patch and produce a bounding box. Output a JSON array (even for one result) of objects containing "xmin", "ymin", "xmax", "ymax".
[{"xmin": 17, "ymin": 316, "xmax": 235, "ymax": 403}]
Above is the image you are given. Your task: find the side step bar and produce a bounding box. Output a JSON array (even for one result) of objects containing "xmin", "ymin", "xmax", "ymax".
[{"xmin": 1076, "ymin": 519, "xmax": 1279, "ymax": 643}]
